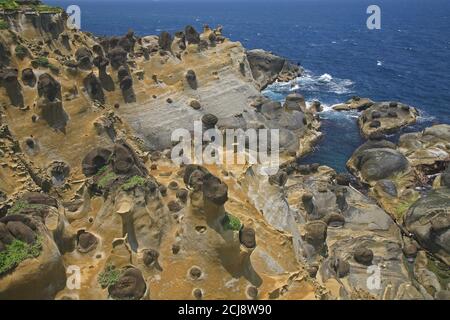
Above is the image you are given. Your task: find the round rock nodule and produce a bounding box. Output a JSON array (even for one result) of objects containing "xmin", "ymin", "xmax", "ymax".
[
  {"xmin": 239, "ymin": 227, "xmax": 256, "ymax": 249},
  {"xmin": 353, "ymin": 247, "xmax": 374, "ymax": 265},
  {"xmin": 108, "ymin": 268, "xmax": 147, "ymax": 300}
]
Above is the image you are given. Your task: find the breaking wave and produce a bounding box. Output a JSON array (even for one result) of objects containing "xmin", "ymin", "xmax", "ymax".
[{"xmin": 264, "ymin": 70, "xmax": 355, "ymax": 96}]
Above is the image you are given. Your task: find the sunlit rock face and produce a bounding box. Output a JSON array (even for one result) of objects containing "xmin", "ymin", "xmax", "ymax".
[{"xmin": 0, "ymin": 5, "xmax": 448, "ymax": 301}]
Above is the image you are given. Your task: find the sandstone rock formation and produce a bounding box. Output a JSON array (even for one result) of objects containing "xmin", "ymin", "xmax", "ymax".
[
  {"xmin": 0, "ymin": 4, "xmax": 448, "ymax": 301},
  {"xmin": 358, "ymin": 101, "xmax": 419, "ymax": 138},
  {"xmin": 246, "ymin": 49, "xmax": 302, "ymax": 89}
]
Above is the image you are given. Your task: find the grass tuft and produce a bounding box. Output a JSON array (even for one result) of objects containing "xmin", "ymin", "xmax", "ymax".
[
  {"xmin": 222, "ymin": 213, "xmax": 241, "ymax": 231},
  {"xmin": 0, "ymin": 19, "xmax": 8, "ymax": 30},
  {"xmin": 121, "ymin": 176, "xmax": 146, "ymax": 191},
  {"xmin": 98, "ymin": 263, "xmax": 122, "ymax": 289},
  {"xmin": 0, "ymin": 237, "xmax": 42, "ymax": 275},
  {"xmin": 8, "ymin": 199, "xmax": 44, "ymax": 215},
  {"xmin": 97, "ymin": 171, "xmax": 118, "ymax": 189}
]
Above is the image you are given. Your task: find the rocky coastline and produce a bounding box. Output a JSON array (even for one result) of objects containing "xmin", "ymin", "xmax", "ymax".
[{"xmin": 0, "ymin": 1, "xmax": 449, "ymax": 300}]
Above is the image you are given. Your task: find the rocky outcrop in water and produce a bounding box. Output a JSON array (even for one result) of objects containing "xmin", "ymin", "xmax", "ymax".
[
  {"xmin": 246, "ymin": 49, "xmax": 302, "ymax": 89},
  {"xmin": 358, "ymin": 101, "xmax": 419, "ymax": 138}
]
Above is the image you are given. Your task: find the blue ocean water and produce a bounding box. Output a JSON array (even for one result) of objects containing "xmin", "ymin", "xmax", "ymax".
[{"xmin": 48, "ymin": 0, "xmax": 450, "ymax": 172}]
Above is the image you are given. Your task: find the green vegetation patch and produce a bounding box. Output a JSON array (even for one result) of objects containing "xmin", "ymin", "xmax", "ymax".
[
  {"xmin": 32, "ymin": 56, "xmax": 50, "ymax": 68},
  {"xmin": 0, "ymin": 0, "xmax": 19, "ymax": 11},
  {"xmin": 98, "ymin": 263, "xmax": 122, "ymax": 289},
  {"xmin": 97, "ymin": 170, "xmax": 118, "ymax": 189},
  {"xmin": 8, "ymin": 199, "xmax": 45, "ymax": 215},
  {"xmin": 34, "ymin": 4, "xmax": 63, "ymax": 14},
  {"xmin": 222, "ymin": 213, "xmax": 242, "ymax": 231},
  {"xmin": 14, "ymin": 44, "xmax": 27, "ymax": 58},
  {"xmin": 0, "ymin": 237, "xmax": 42, "ymax": 275},
  {"xmin": 0, "ymin": 19, "xmax": 8, "ymax": 30},
  {"xmin": 121, "ymin": 176, "xmax": 146, "ymax": 191}
]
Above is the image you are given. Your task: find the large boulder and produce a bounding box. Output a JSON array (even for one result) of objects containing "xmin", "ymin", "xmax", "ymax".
[
  {"xmin": 404, "ymin": 188, "xmax": 450, "ymax": 265},
  {"xmin": 347, "ymin": 140, "xmax": 409, "ymax": 184},
  {"xmin": 0, "ymin": 68, "xmax": 24, "ymax": 107},
  {"xmin": 108, "ymin": 267, "xmax": 147, "ymax": 300},
  {"xmin": 0, "ymin": 216, "xmax": 66, "ymax": 299},
  {"xmin": 185, "ymin": 25, "xmax": 200, "ymax": 45},
  {"xmin": 158, "ymin": 31, "xmax": 173, "ymax": 52},
  {"xmin": 82, "ymin": 147, "xmax": 112, "ymax": 176},
  {"xmin": 358, "ymin": 102, "xmax": 419, "ymax": 138},
  {"xmin": 246, "ymin": 49, "xmax": 301, "ymax": 89},
  {"xmin": 75, "ymin": 47, "xmax": 93, "ymax": 70},
  {"xmin": 108, "ymin": 47, "xmax": 128, "ymax": 69},
  {"xmin": 37, "ymin": 73, "xmax": 61, "ymax": 102},
  {"xmin": 398, "ymin": 124, "xmax": 450, "ymax": 181},
  {"xmin": 83, "ymin": 73, "xmax": 105, "ymax": 103}
]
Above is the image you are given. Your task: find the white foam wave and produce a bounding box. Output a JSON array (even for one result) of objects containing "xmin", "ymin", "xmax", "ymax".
[{"xmin": 265, "ymin": 70, "xmax": 354, "ymax": 95}]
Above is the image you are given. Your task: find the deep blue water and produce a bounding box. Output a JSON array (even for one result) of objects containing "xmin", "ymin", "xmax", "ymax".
[{"xmin": 48, "ymin": 0, "xmax": 450, "ymax": 172}]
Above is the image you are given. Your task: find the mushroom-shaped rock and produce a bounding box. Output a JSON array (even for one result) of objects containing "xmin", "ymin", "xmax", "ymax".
[
  {"xmin": 158, "ymin": 31, "xmax": 173, "ymax": 52},
  {"xmin": 83, "ymin": 73, "xmax": 105, "ymax": 103},
  {"xmin": 185, "ymin": 69, "xmax": 197, "ymax": 89},
  {"xmin": 202, "ymin": 174, "xmax": 228, "ymax": 205},
  {"xmin": 82, "ymin": 147, "xmax": 112, "ymax": 176},
  {"xmin": 353, "ymin": 246, "xmax": 374, "ymax": 265},
  {"xmin": 37, "ymin": 73, "xmax": 61, "ymax": 101},
  {"xmin": 77, "ymin": 231, "xmax": 98, "ymax": 253},
  {"xmin": 143, "ymin": 249, "xmax": 160, "ymax": 269},
  {"xmin": 108, "ymin": 267, "xmax": 147, "ymax": 300},
  {"xmin": 239, "ymin": 227, "xmax": 256, "ymax": 249},
  {"xmin": 185, "ymin": 25, "xmax": 200, "ymax": 44},
  {"xmin": 21, "ymin": 68, "xmax": 36, "ymax": 87},
  {"xmin": 304, "ymin": 221, "xmax": 327, "ymax": 250},
  {"xmin": 108, "ymin": 47, "xmax": 128, "ymax": 69},
  {"xmin": 111, "ymin": 143, "xmax": 147, "ymax": 176},
  {"xmin": 0, "ymin": 68, "xmax": 24, "ymax": 107},
  {"xmin": 0, "ymin": 222, "xmax": 15, "ymax": 246},
  {"xmin": 201, "ymin": 113, "xmax": 218, "ymax": 130},
  {"xmin": 75, "ymin": 47, "xmax": 93, "ymax": 70},
  {"xmin": 283, "ymin": 93, "xmax": 306, "ymax": 112}
]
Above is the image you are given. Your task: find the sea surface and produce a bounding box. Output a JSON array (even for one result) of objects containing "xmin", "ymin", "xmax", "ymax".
[{"xmin": 48, "ymin": 0, "xmax": 450, "ymax": 172}]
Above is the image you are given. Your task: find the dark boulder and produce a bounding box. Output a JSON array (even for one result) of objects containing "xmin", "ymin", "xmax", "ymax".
[
  {"xmin": 0, "ymin": 222, "xmax": 14, "ymax": 246},
  {"xmin": 37, "ymin": 73, "xmax": 61, "ymax": 101},
  {"xmin": 6, "ymin": 221, "xmax": 36, "ymax": 245},
  {"xmin": 108, "ymin": 47, "xmax": 128, "ymax": 69},
  {"xmin": 143, "ymin": 249, "xmax": 160, "ymax": 269},
  {"xmin": 82, "ymin": 148, "xmax": 112, "ymax": 176},
  {"xmin": 108, "ymin": 268, "xmax": 147, "ymax": 300},
  {"xmin": 353, "ymin": 247, "xmax": 374, "ymax": 265},
  {"xmin": 22, "ymin": 192, "xmax": 57, "ymax": 208},
  {"xmin": 77, "ymin": 231, "xmax": 98, "ymax": 253},
  {"xmin": 239, "ymin": 227, "xmax": 256, "ymax": 249},
  {"xmin": 186, "ymin": 70, "xmax": 197, "ymax": 89},
  {"xmin": 185, "ymin": 25, "xmax": 200, "ymax": 44},
  {"xmin": 202, "ymin": 174, "xmax": 228, "ymax": 205},
  {"xmin": 158, "ymin": 31, "xmax": 173, "ymax": 52},
  {"xmin": 93, "ymin": 56, "xmax": 114, "ymax": 91},
  {"xmin": 304, "ymin": 221, "xmax": 327, "ymax": 250},
  {"xmin": 0, "ymin": 68, "xmax": 24, "ymax": 107},
  {"xmin": 111, "ymin": 143, "xmax": 147, "ymax": 176},
  {"xmin": 201, "ymin": 113, "xmax": 218, "ymax": 129},
  {"xmin": 83, "ymin": 73, "xmax": 105, "ymax": 103},
  {"xmin": 21, "ymin": 68, "xmax": 37, "ymax": 87},
  {"xmin": 75, "ymin": 47, "xmax": 93, "ymax": 70}
]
